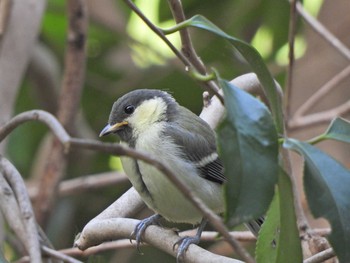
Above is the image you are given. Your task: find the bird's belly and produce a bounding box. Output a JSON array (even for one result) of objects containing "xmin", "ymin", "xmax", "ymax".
[
  {"xmin": 120, "ymin": 127, "xmax": 224, "ymax": 224},
  {"xmin": 121, "ymin": 154, "xmax": 224, "ymax": 224}
]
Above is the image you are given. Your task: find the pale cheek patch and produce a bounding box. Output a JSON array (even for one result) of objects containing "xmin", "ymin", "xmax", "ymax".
[{"xmin": 127, "ymin": 97, "xmax": 167, "ymax": 133}]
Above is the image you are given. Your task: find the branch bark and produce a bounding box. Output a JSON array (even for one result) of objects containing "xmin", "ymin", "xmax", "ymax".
[
  {"xmin": 34, "ymin": 0, "xmax": 88, "ymax": 226},
  {"xmin": 295, "ymin": 1, "xmax": 350, "ymax": 61},
  {"xmin": 0, "ymin": 156, "xmax": 41, "ymax": 262},
  {"xmin": 0, "ymin": 0, "xmax": 46, "ymax": 154},
  {"xmin": 75, "ymin": 218, "xmax": 242, "ymax": 263}
]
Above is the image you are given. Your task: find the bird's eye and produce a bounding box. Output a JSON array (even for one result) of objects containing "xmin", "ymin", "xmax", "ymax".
[{"xmin": 124, "ymin": 105, "xmax": 135, "ymax": 114}]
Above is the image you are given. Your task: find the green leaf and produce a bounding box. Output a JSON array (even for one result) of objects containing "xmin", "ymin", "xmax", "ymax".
[
  {"xmin": 217, "ymin": 79, "xmax": 278, "ymax": 226},
  {"xmin": 255, "ymin": 189, "xmax": 279, "ymax": 263},
  {"xmin": 176, "ymin": 15, "xmax": 284, "ymax": 133},
  {"xmin": 284, "ymin": 138, "xmax": 350, "ymax": 263},
  {"xmin": 276, "ymin": 169, "xmax": 302, "ymax": 263},
  {"xmin": 324, "ymin": 117, "xmax": 350, "ymax": 143},
  {"xmin": 256, "ymin": 169, "xmax": 302, "ymax": 263}
]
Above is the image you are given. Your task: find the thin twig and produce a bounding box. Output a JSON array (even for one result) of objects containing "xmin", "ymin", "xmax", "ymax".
[
  {"xmin": 123, "ymin": 0, "xmax": 224, "ymax": 103},
  {"xmin": 303, "ymin": 248, "xmax": 336, "ymax": 263},
  {"xmin": 166, "ymin": 0, "xmax": 222, "ymax": 97},
  {"xmin": 123, "ymin": 0, "xmax": 189, "ymax": 66},
  {"xmin": 167, "ymin": 0, "xmax": 205, "ymax": 73},
  {"xmin": 288, "ymin": 100, "xmax": 350, "ymax": 130},
  {"xmin": 42, "ymin": 246, "xmax": 83, "ymax": 263},
  {"xmin": 284, "ymin": 0, "xmax": 298, "ymax": 120},
  {"xmin": 293, "ymin": 64, "xmax": 350, "ymax": 118},
  {"xmin": 28, "ymin": 171, "xmax": 128, "ymax": 198},
  {"xmin": 296, "ymin": 1, "xmax": 350, "ymax": 61},
  {"xmin": 283, "ymin": 1, "xmax": 310, "ymax": 232}
]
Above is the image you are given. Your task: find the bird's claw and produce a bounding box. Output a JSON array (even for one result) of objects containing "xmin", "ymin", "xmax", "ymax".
[
  {"xmin": 173, "ymin": 235, "xmax": 200, "ymax": 263},
  {"xmin": 130, "ymin": 214, "xmax": 162, "ymax": 253}
]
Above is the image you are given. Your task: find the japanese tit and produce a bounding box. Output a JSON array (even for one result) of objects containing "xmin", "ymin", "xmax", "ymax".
[{"xmin": 100, "ymin": 89, "xmax": 262, "ymax": 261}]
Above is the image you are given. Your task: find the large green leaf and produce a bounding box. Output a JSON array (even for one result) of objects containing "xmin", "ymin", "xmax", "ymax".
[
  {"xmin": 167, "ymin": 15, "xmax": 284, "ymax": 133},
  {"xmin": 217, "ymin": 79, "xmax": 278, "ymax": 226},
  {"xmin": 276, "ymin": 169, "xmax": 302, "ymax": 263},
  {"xmin": 324, "ymin": 117, "xmax": 350, "ymax": 143},
  {"xmin": 256, "ymin": 168, "xmax": 302, "ymax": 263},
  {"xmin": 284, "ymin": 138, "xmax": 350, "ymax": 263},
  {"xmin": 255, "ymin": 189, "xmax": 279, "ymax": 263}
]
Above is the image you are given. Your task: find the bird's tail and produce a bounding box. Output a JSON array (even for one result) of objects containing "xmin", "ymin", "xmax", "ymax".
[{"xmin": 245, "ymin": 216, "xmax": 265, "ymax": 237}]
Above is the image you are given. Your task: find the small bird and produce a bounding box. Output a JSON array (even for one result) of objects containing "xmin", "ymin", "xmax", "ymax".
[{"xmin": 100, "ymin": 89, "xmax": 262, "ymax": 261}]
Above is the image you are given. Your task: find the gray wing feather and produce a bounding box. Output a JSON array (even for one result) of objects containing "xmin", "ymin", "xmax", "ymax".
[{"xmin": 165, "ymin": 106, "xmax": 225, "ymax": 184}]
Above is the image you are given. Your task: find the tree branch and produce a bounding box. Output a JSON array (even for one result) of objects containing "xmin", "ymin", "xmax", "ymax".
[
  {"xmin": 284, "ymin": 0, "xmax": 298, "ymax": 120},
  {"xmin": 289, "ymin": 64, "xmax": 350, "ymax": 130},
  {"xmin": 0, "ymin": 175, "xmax": 27, "ymax": 253},
  {"xmin": 0, "ymin": 156, "xmax": 41, "ymax": 262},
  {"xmin": 295, "ymin": 1, "xmax": 350, "ymax": 61},
  {"xmin": 288, "ymin": 100, "xmax": 350, "ymax": 130},
  {"xmin": 122, "ymin": 0, "xmax": 224, "ymax": 103},
  {"xmin": 74, "ymin": 218, "xmax": 242, "ymax": 263},
  {"xmin": 0, "ymin": 0, "xmax": 46, "ymax": 154},
  {"xmin": 166, "ymin": 0, "xmax": 222, "ymax": 97},
  {"xmin": 42, "ymin": 246, "xmax": 83, "ymax": 263},
  {"xmin": 304, "ymin": 248, "xmax": 336, "ymax": 263},
  {"xmin": 34, "ymin": 0, "xmax": 88, "ymax": 226},
  {"xmin": 0, "ymin": 110, "xmax": 70, "ymax": 145},
  {"xmin": 28, "ymin": 171, "xmax": 129, "ymax": 198}
]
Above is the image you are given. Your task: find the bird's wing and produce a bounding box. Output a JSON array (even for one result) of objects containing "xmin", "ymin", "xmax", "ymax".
[{"xmin": 164, "ymin": 106, "xmax": 226, "ymax": 184}]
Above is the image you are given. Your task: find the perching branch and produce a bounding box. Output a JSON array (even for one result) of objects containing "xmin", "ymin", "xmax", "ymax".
[
  {"xmin": 70, "ymin": 231, "xmax": 255, "ymax": 257},
  {"xmin": 72, "ymin": 228, "xmax": 331, "ymax": 257},
  {"xmin": 75, "ymin": 218, "xmax": 242, "ymax": 263}
]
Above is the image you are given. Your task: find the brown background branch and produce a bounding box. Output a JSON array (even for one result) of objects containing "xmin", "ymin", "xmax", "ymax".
[
  {"xmin": 0, "ymin": 157, "xmax": 41, "ymax": 262},
  {"xmin": 34, "ymin": 0, "xmax": 88, "ymax": 226}
]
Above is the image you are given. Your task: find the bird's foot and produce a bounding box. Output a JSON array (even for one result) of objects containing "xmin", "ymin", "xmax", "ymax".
[
  {"xmin": 173, "ymin": 218, "xmax": 207, "ymax": 263},
  {"xmin": 173, "ymin": 235, "xmax": 201, "ymax": 263},
  {"xmin": 130, "ymin": 214, "xmax": 162, "ymax": 253}
]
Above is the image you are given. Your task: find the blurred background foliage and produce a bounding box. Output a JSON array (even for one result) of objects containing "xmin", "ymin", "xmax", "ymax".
[{"xmin": 4, "ymin": 0, "xmax": 327, "ymax": 262}]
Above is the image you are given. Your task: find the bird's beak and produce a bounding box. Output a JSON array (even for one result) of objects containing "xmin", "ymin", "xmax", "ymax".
[{"xmin": 99, "ymin": 121, "xmax": 128, "ymax": 137}]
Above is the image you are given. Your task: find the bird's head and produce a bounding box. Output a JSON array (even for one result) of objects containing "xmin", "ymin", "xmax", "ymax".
[{"xmin": 99, "ymin": 89, "xmax": 178, "ymax": 144}]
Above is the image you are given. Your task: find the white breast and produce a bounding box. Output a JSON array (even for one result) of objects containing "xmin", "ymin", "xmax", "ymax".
[{"xmin": 121, "ymin": 122, "xmax": 224, "ymax": 224}]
